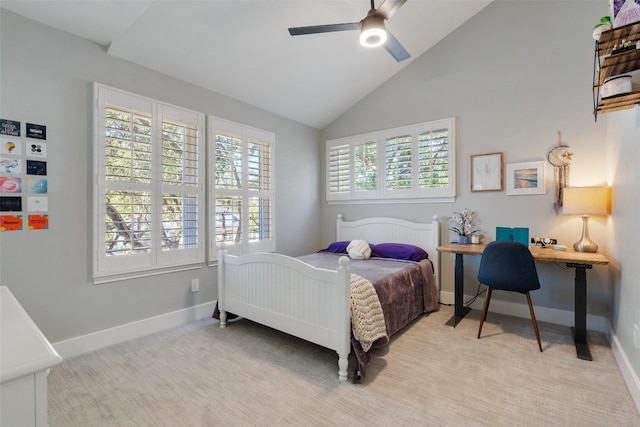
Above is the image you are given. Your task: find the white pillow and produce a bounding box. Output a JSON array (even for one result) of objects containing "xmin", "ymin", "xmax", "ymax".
[{"xmin": 347, "ymin": 239, "xmax": 371, "ymax": 260}]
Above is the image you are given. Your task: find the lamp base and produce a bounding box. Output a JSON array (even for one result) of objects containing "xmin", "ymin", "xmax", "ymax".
[
  {"xmin": 573, "ymin": 215, "xmax": 598, "ymax": 253},
  {"xmin": 573, "ymin": 240, "xmax": 598, "ymax": 253}
]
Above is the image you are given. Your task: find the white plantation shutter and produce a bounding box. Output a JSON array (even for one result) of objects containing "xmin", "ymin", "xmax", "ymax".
[
  {"xmin": 327, "ymin": 142, "xmax": 351, "ymax": 197},
  {"xmin": 158, "ymin": 105, "xmax": 203, "ymax": 265},
  {"xmin": 418, "ymin": 126, "xmax": 450, "ymax": 189},
  {"xmin": 385, "ymin": 133, "xmax": 413, "ymax": 192},
  {"xmin": 412, "ymin": 119, "xmax": 455, "ymax": 198},
  {"xmin": 327, "ymin": 133, "xmax": 379, "ymax": 201},
  {"xmin": 103, "ymin": 105, "xmax": 153, "ymax": 258},
  {"xmin": 354, "ymin": 139, "xmax": 377, "ymax": 192},
  {"xmin": 105, "ymin": 107, "xmax": 152, "ymax": 185},
  {"xmin": 247, "ymin": 139, "xmax": 271, "ymax": 191},
  {"xmin": 94, "ymin": 84, "xmax": 205, "ymax": 282},
  {"xmin": 209, "ymin": 118, "xmax": 275, "ymax": 261},
  {"xmin": 247, "ymin": 138, "xmax": 272, "ymax": 243},
  {"xmin": 326, "ymin": 118, "xmax": 455, "ymax": 203},
  {"xmin": 215, "ymin": 132, "xmax": 243, "ymax": 190}
]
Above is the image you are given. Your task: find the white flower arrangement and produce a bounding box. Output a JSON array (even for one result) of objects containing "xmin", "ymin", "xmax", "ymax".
[{"xmin": 449, "ymin": 208, "xmax": 480, "ymax": 236}]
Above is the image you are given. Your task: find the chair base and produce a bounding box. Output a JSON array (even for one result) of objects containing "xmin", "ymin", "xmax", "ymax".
[{"xmin": 477, "ymin": 287, "xmax": 543, "ymax": 352}]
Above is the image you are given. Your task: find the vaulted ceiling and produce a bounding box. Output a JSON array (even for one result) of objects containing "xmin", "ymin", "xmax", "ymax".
[{"xmin": 1, "ymin": 1, "xmax": 491, "ymax": 129}]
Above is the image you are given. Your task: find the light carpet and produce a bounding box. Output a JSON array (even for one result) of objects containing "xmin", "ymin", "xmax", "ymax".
[{"xmin": 48, "ymin": 305, "xmax": 640, "ymax": 426}]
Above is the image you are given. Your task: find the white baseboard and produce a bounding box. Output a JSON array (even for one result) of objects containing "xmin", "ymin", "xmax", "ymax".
[
  {"xmin": 53, "ymin": 301, "xmax": 216, "ymax": 359},
  {"xmin": 439, "ymin": 290, "xmax": 607, "ymax": 333},
  {"xmin": 609, "ymin": 326, "xmax": 640, "ymax": 414}
]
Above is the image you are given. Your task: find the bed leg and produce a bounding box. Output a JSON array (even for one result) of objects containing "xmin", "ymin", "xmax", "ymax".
[
  {"xmin": 338, "ymin": 353, "xmax": 348, "ymax": 381},
  {"xmin": 219, "ymin": 310, "xmax": 227, "ymax": 328}
]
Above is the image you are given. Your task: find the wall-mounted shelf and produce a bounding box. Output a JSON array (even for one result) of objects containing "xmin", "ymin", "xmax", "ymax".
[{"xmin": 593, "ymin": 22, "xmax": 640, "ymax": 121}]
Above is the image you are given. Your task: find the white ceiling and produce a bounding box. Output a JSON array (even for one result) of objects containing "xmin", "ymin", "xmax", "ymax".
[{"xmin": 1, "ymin": 0, "xmax": 491, "ymax": 129}]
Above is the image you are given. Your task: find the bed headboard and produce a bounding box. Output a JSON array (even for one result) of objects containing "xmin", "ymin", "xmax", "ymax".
[{"xmin": 336, "ymin": 214, "xmax": 440, "ymax": 290}]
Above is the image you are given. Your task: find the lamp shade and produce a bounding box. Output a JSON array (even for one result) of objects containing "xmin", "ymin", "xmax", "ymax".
[{"xmin": 563, "ymin": 187, "xmax": 611, "ymax": 216}]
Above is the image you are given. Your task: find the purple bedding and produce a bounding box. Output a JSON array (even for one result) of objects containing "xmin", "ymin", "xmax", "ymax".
[{"xmin": 296, "ymin": 252, "xmax": 439, "ymax": 382}]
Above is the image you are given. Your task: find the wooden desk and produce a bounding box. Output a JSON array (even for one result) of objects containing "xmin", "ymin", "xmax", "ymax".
[{"xmin": 437, "ymin": 243, "xmax": 609, "ymax": 361}]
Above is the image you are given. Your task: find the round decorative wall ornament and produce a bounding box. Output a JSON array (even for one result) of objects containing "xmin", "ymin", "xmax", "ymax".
[
  {"xmin": 547, "ymin": 131, "xmax": 573, "ymax": 214},
  {"xmin": 548, "ymin": 144, "xmax": 572, "ymax": 167}
]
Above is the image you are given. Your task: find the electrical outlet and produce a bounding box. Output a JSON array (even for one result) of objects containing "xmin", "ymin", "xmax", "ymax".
[
  {"xmin": 191, "ymin": 278, "xmax": 199, "ymax": 293},
  {"xmin": 634, "ymin": 324, "xmax": 639, "ymax": 351}
]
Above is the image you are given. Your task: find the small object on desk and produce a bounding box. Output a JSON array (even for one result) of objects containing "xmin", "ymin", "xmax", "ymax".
[
  {"xmin": 457, "ymin": 235, "xmax": 470, "ymax": 244},
  {"xmin": 496, "ymin": 226, "xmax": 529, "ymax": 247},
  {"xmin": 531, "ymin": 237, "xmax": 558, "ymax": 248},
  {"xmin": 553, "ymin": 245, "xmax": 567, "ymax": 251}
]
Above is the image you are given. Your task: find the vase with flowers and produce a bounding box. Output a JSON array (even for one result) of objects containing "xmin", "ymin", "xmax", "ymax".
[{"xmin": 449, "ymin": 208, "xmax": 480, "ymax": 244}]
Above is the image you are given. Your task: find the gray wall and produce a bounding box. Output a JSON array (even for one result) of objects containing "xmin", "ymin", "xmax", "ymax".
[
  {"xmin": 322, "ymin": 1, "xmax": 611, "ymax": 315},
  {"xmin": 0, "ymin": 9, "xmax": 321, "ymax": 342},
  {"xmin": 322, "ymin": 0, "xmax": 640, "ymax": 389},
  {"xmin": 607, "ymin": 107, "xmax": 640, "ymax": 398}
]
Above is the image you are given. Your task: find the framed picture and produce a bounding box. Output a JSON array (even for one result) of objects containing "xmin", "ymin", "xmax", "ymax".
[
  {"xmin": 506, "ymin": 161, "xmax": 546, "ymax": 195},
  {"xmin": 471, "ymin": 152, "xmax": 503, "ymax": 192}
]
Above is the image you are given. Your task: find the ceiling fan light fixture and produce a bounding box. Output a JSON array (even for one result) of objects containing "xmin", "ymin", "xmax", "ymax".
[
  {"xmin": 360, "ymin": 14, "xmax": 387, "ymax": 48},
  {"xmin": 288, "ymin": 0, "xmax": 410, "ymax": 62}
]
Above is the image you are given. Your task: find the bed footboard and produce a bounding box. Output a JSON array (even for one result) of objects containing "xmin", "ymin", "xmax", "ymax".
[{"xmin": 218, "ymin": 247, "xmax": 352, "ymax": 381}]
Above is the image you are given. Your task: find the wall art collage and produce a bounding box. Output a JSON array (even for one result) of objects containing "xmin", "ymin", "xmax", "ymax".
[{"xmin": 0, "ymin": 118, "xmax": 49, "ymax": 231}]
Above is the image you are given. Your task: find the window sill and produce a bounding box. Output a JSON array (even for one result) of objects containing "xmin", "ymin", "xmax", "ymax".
[
  {"xmin": 93, "ymin": 263, "xmax": 203, "ymax": 285},
  {"xmin": 327, "ymin": 196, "xmax": 455, "ymax": 205}
]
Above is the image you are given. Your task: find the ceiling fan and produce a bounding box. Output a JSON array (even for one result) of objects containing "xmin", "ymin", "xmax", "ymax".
[{"xmin": 288, "ymin": 0, "xmax": 410, "ymax": 62}]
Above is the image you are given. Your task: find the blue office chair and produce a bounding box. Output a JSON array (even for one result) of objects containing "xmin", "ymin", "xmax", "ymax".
[{"xmin": 477, "ymin": 241, "xmax": 543, "ymax": 352}]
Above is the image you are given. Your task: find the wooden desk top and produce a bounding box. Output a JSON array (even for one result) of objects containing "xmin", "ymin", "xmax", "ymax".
[{"xmin": 437, "ymin": 243, "xmax": 609, "ymax": 266}]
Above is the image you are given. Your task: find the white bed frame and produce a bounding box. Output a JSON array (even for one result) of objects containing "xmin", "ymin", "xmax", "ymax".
[{"xmin": 217, "ymin": 214, "xmax": 440, "ymax": 381}]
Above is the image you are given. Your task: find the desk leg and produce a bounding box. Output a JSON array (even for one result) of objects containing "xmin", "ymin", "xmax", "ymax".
[
  {"xmin": 446, "ymin": 253, "xmax": 472, "ymax": 327},
  {"xmin": 568, "ymin": 263, "xmax": 593, "ymax": 361}
]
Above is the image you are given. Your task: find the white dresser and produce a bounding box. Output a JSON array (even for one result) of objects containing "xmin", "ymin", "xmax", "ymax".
[{"xmin": 1, "ymin": 286, "xmax": 62, "ymax": 427}]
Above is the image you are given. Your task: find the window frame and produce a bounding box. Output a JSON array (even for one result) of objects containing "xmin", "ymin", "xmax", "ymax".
[
  {"xmin": 208, "ymin": 117, "xmax": 275, "ymax": 263},
  {"xmin": 326, "ymin": 117, "xmax": 456, "ymax": 203},
  {"xmin": 93, "ymin": 83, "xmax": 205, "ymax": 283}
]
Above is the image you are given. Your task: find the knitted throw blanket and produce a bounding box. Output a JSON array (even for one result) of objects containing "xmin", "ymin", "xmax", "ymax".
[{"xmin": 350, "ymin": 274, "xmax": 387, "ymax": 352}]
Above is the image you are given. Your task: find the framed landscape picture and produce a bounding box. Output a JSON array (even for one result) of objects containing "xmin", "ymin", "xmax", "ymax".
[{"xmin": 506, "ymin": 161, "xmax": 546, "ymax": 195}]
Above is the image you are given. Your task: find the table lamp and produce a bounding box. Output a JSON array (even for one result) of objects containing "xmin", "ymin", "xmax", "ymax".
[{"xmin": 563, "ymin": 186, "xmax": 611, "ymax": 253}]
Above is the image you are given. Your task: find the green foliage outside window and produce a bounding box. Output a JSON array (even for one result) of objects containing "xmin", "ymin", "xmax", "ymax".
[{"xmin": 104, "ymin": 107, "xmax": 198, "ymax": 255}]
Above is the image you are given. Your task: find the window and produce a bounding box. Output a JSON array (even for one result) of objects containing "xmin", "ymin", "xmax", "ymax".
[
  {"xmin": 326, "ymin": 118, "xmax": 456, "ymax": 203},
  {"xmin": 94, "ymin": 84, "xmax": 205, "ymax": 282},
  {"xmin": 209, "ymin": 118, "xmax": 275, "ymax": 261},
  {"xmin": 355, "ymin": 139, "xmax": 377, "ymax": 192}
]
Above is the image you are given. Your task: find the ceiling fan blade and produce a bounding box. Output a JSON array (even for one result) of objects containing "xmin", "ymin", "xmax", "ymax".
[
  {"xmin": 376, "ymin": 0, "xmax": 407, "ymax": 20},
  {"xmin": 288, "ymin": 22, "xmax": 360, "ymax": 36},
  {"xmin": 384, "ymin": 30, "xmax": 410, "ymax": 62}
]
